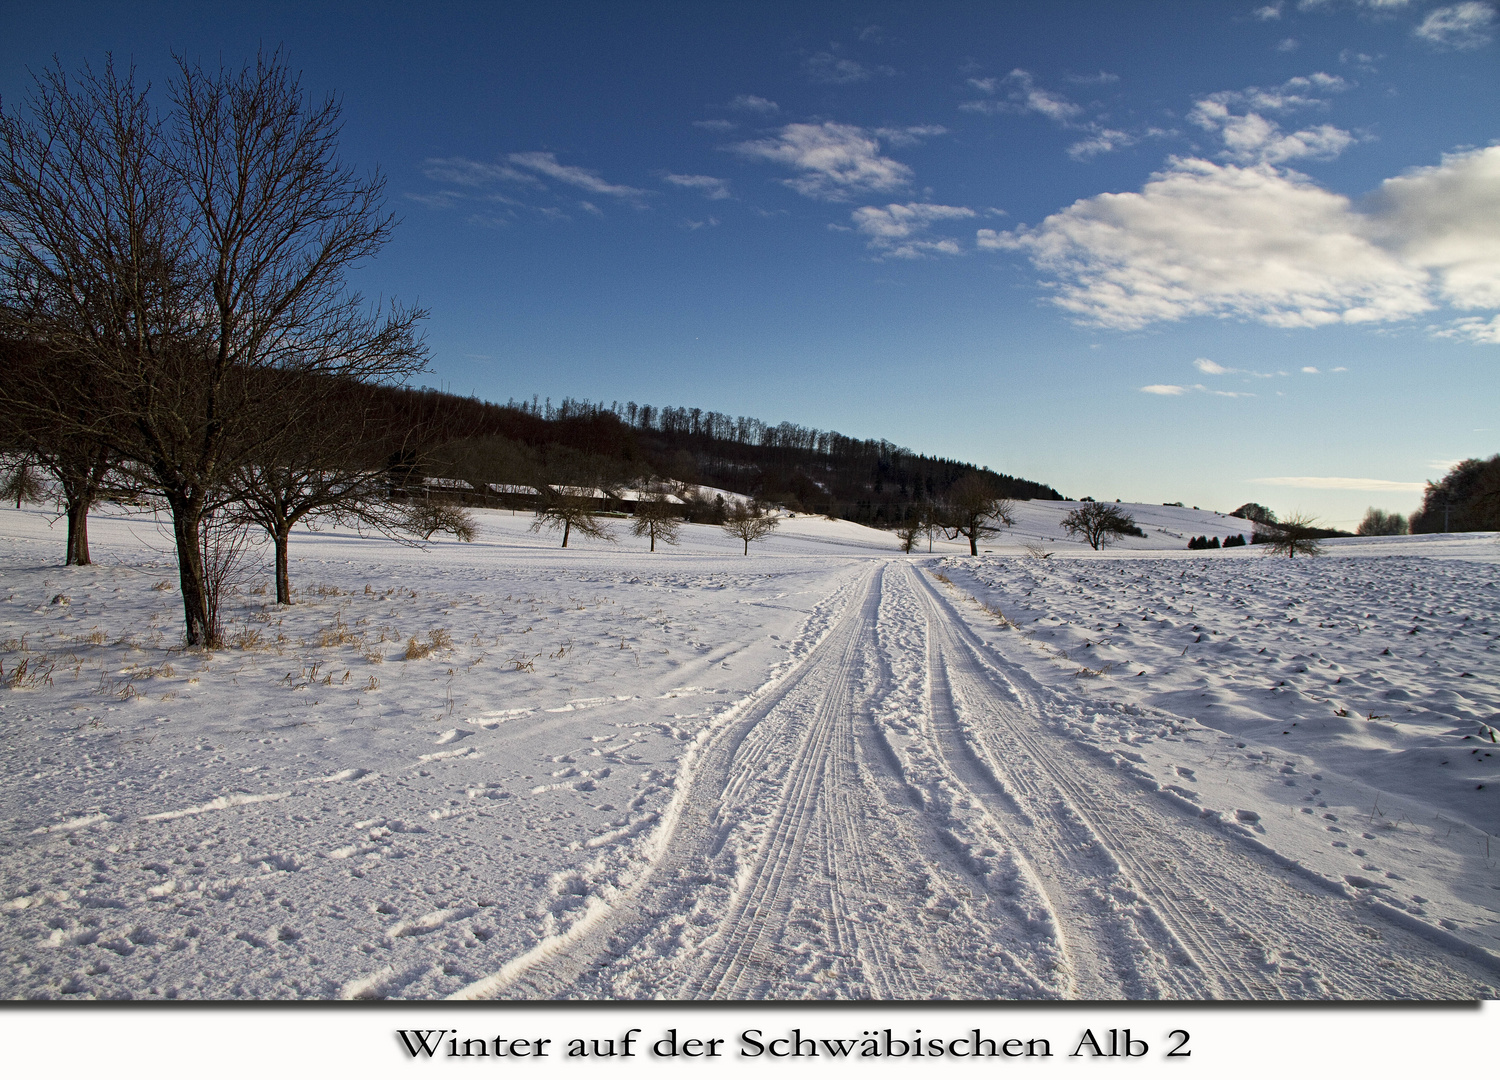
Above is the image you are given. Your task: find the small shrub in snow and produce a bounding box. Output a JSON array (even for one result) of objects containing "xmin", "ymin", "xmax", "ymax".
[
  {"xmin": 316, "ymin": 616, "xmax": 360, "ymax": 648},
  {"xmin": 230, "ymin": 626, "xmax": 265, "ymax": 650},
  {"xmin": 2, "ymin": 655, "xmax": 53, "ymax": 689},
  {"xmin": 404, "ymin": 637, "xmax": 433, "ymax": 660},
  {"xmin": 1256, "ymin": 514, "xmax": 1325, "ymax": 559}
]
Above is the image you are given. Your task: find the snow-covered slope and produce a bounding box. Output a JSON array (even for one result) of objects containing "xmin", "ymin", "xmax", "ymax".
[{"xmin": 1, "ymin": 504, "xmax": 1495, "ymax": 999}]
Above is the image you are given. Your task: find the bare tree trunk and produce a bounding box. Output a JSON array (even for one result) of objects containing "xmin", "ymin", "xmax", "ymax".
[
  {"xmin": 968, "ymin": 531, "xmax": 978, "ymax": 556},
  {"xmin": 170, "ymin": 501, "xmax": 210, "ymax": 647},
  {"xmin": 274, "ymin": 523, "xmax": 292, "ymax": 604},
  {"xmin": 562, "ymin": 519, "xmax": 570, "ymax": 547},
  {"xmin": 65, "ymin": 501, "xmax": 91, "ymax": 566}
]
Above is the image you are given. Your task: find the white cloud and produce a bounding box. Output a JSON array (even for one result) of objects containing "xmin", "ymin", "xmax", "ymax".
[
  {"xmin": 1139, "ymin": 382, "xmax": 1253, "ymax": 397},
  {"xmin": 665, "ymin": 174, "xmax": 732, "ymax": 200},
  {"xmin": 851, "ymin": 202, "xmax": 976, "ymax": 258},
  {"xmin": 1193, "ymin": 74, "xmax": 1350, "ymax": 118},
  {"xmin": 508, "ymin": 152, "xmax": 650, "ymax": 201},
  {"xmin": 1192, "ymin": 106, "xmax": 1356, "ymax": 164},
  {"xmin": 405, "ymin": 191, "xmax": 464, "ymax": 209},
  {"xmin": 732, "ymin": 123, "xmax": 913, "ymax": 201},
  {"xmin": 465, "ymin": 213, "xmax": 513, "ymax": 229},
  {"xmin": 1189, "ymin": 76, "xmax": 1356, "ymax": 166},
  {"xmin": 1250, "ymin": 476, "xmax": 1426, "ymax": 491},
  {"xmin": 962, "ymin": 70, "xmax": 1082, "ymax": 123},
  {"xmin": 1302, "ymin": 365, "xmax": 1320, "ymax": 372},
  {"xmin": 729, "ymin": 94, "xmax": 779, "ymax": 114},
  {"xmin": 1415, "ymin": 3, "xmax": 1496, "ymax": 49},
  {"xmin": 1277, "ymin": 38, "xmax": 1301, "ymax": 51},
  {"xmin": 1368, "ymin": 146, "xmax": 1500, "ymax": 309},
  {"xmin": 1194, "ymin": 357, "xmax": 1234, "ymax": 374},
  {"xmin": 1254, "ymin": 3, "xmax": 1284, "ymax": 18},
  {"xmin": 979, "ymin": 157, "xmax": 1434, "ymax": 331},
  {"xmin": 874, "ymin": 125, "xmax": 948, "ymax": 148},
  {"xmin": 1299, "ymin": 0, "xmax": 1413, "ymax": 9},
  {"xmin": 1066, "ymin": 71, "xmax": 1121, "ymax": 85},
  {"xmin": 804, "ymin": 52, "xmax": 891, "ymax": 84},
  {"xmin": 1068, "ymin": 129, "xmax": 1136, "ymax": 160},
  {"xmin": 1433, "ymin": 314, "xmax": 1500, "ymax": 342},
  {"xmin": 422, "ymin": 157, "xmax": 541, "ymax": 188}
]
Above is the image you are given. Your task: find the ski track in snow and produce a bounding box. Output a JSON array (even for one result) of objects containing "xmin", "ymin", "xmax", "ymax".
[{"xmin": 1, "ymin": 505, "xmax": 1496, "ymax": 999}]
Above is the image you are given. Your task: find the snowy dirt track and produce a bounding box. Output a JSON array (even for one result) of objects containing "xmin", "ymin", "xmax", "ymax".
[
  {"xmin": 2, "ymin": 506, "xmax": 1497, "ymax": 1000},
  {"xmin": 462, "ymin": 562, "xmax": 1499, "ymax": 1000}
]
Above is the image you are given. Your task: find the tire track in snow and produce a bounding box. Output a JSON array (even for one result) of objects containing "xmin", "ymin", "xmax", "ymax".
[
  {"xmin": 447, "ymin": 565, "xmax": 874, "ymax": 1000},
  {"xmin": 909, "ymin": 564, "xmax": 1293, "ymax": 998},
  {"xmin": 682, "ymin": 567, "xmax": 887, "ymax": 998},
  {"xmin": 910, "ymin": 564, "xmax": 1495, "ymax": 999}
]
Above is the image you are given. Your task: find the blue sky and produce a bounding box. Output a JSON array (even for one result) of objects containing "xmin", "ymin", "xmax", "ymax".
[{"xmin": 4, "ymin": 1, "xmax": 1497, "ymax": 527}]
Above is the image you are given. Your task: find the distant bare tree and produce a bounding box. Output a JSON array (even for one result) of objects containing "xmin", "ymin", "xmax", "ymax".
[
  {"xmin": 1, "ymin": 337, "xmax": 124, "ymax": 565},
  {"xmin": 406, "ymin": 498, "xmax": 477, "ymax": 543},
  {"xmin": 1356, "ymin": 508, "xmax": 1408, "ymax": 537},
  {"xmin": 920, "ymin": 501, "xmax": 943, "ymax": 553},
  {"xmin": 230, "ymin": 378, "xmax": 441, "ymax": 602},
  {"xmin": 895, "ymin": 517, "xmax": 922, "ymax": 554},
  {"xmin": 531, "ymin": 488, "xmax": 615, "ymax": 548},
  {"xmin": 631, "ymin": 493, "xmax": 681, "ymax": 552},
  {"xmin": 1257, "ymin": 513, "xmax": 1324, "ymax": 558},
  {"xmin": 1231, "ymin": 502, "xmax": 1278, "ymax": 526},
  {"xmin": 0, "ymin": 455, "xmax": 46, "ymax": 509},
  {"xmin": 943, "ymin": 475, "xmax": 1015, "ymax": 556},
  {"xmin": 722, "ymin": 502, "xmax": 778, "ymax": 554},
  {"xmin": 0, "ymin": 54, "xmax": 426, "ymax": 645},
  {"xmin": 1061, "ymin": 502, "xmax": 1138, "ymax": 550}
]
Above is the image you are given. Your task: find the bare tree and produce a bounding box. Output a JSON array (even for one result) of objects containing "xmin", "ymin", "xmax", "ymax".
[
  {"xmin": 920, "ymin": 501, "xmax": 943, "ymax": 553},
  {"xmin": 0, "ymin": 454, "xmax": 46, "ymax": 509},
  {"xmin": 531, "ymin": 488, "xmax": 615, "ymax": 548},
  {"xmin": 405, "ymin": 498, "xmax": 477, "ymax": 543},
  {"xmin": 895, "ymin": 517, "xmax": 922, "ymax": 554},
  {"xmin": 230, "ymin": 377, "xmax": 439, "ymax": 602},
  {"xmin": 0, "ymin": 55, "xmax": 426, "ymax": 644},
  {"xmin": 1, "ymin": 342, "xmax": 124, "ymax": 564},
  {"xmin": 1257, "ymin": 513, "xmax": 1324, "ymax": 558},
  {"xmin": 722, "ymin": 502, "xmax": 778, "ymax": 554},
  {"xmin": 1356, "ymin": 508, "xmax": 1408, "ymax": 536},
  {"xmin": 631, "ymin": 493, "xmax": 681, "ymax": 552},
  {"xmin": 942, "ymin": 474, "xmax": 1015, "ymax": 556},
  {"xmin": 1061, "ymin": 502, "xmax": 1139, "ymax": 550}
]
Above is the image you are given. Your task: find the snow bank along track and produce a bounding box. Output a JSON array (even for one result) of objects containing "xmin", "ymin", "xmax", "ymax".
[{"xmin": 457, "ymin": 561, "xmax": 1498, "ymax": 1000}]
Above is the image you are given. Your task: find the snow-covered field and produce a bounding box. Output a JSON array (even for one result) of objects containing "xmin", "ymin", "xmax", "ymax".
[{"xmin": 1, "ymin": 502, "xmax": 1496, "ymax": 1000}]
